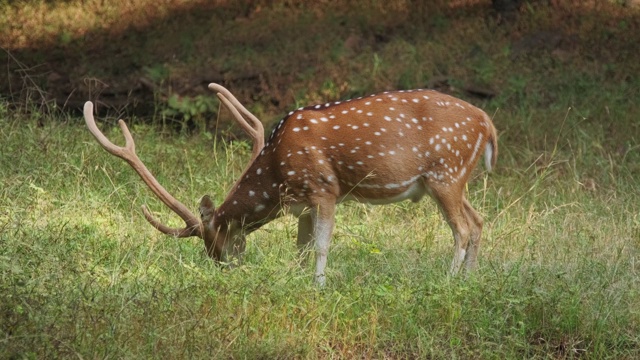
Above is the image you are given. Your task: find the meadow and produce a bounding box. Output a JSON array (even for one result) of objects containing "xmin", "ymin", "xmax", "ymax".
[{"xmin": 1, "ymin": 1, "xmax": 640, "ymax": 358}]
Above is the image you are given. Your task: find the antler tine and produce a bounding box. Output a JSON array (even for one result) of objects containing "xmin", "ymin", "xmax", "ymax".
[
  {"xmin": 217, "ymin": 93, "xmax": 264, "ymax": 161},
  {"xmin": 208, "ymin": 83, "xmax": 265, "ymax": 160},
  {"xmin": 141, "ymin": 205, "xmax": 198, "ymax": 237},
  {"xmin": 83, "ymin": 101, "xmax": 202, "ymax": 238}
]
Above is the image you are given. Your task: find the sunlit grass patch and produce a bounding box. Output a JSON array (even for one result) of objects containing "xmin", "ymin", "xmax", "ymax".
[
  {"xmin": 2, "ymin": 101, "xmax": 639, "ymax": 358},
  {"xmin": 0, "ymin": 0, "xmax": 216, "ymax": 50}
]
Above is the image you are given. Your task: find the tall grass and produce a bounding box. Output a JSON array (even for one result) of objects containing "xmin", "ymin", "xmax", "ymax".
[{"xmin": 1, "ymin": 94, "xmax": 638, "ymax": 358}]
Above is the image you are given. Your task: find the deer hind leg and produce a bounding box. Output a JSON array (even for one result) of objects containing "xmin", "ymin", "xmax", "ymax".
[
  {"xmin": 447, "ymin": 214, "xmax": 470, "ymax": 276},
  {"xmin": 310, "ymin": 201, "xmax": 336, "ymax": 286},
  {"xmin": 429, "ymin": 185, "xmax": 470, "ymax": 275},
  {"xmin": 462, "ymin": 198, "xmax": 483, "ymax": 271}
]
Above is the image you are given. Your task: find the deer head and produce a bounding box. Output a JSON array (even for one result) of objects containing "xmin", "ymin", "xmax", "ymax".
[
  {"xmin": 85, "ymin": 84, "xmax": 498, "ymax": 285},
  {"xmin": 83, "ymin": 85, "xmax": 264, "ymax": 262}
]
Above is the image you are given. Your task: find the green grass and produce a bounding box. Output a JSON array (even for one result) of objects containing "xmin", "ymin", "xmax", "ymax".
[
  {"xmin": 1, "ymin": 93, "xmax": 639, "ymax": 358},
  {"xmin": 2, "ymin": 1, "xmax": 640, "ymax": 358}
]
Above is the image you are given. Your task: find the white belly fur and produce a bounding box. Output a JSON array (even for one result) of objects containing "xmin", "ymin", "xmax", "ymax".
[{"xmin": 338, "ymin": 179, "xmax": 427, "ymax": 205}]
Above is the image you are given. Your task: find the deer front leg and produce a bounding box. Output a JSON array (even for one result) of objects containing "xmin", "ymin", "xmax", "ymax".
[{"xmin": 311, "ymin": 203, "xmax": 336, "ymax": 286}]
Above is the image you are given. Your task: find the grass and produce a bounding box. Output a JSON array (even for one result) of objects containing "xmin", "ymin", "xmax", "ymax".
[
  {"xmin": 1, "ymin": 95, "xmax": 639, "ymax": 358},
  {"xmin": 2, "ymin": 1, "xmax": 640, "ymax": 358}
]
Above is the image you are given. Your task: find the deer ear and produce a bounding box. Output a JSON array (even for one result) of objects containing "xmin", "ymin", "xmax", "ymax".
[{"xmin": 199, "ymin": 195, "xmax": 216, "ymax": 220}]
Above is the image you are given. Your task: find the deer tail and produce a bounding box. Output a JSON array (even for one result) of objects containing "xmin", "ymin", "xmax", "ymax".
[{"xmin": 483, "ymin": 115, "xmax": 498, "ymax": 172}]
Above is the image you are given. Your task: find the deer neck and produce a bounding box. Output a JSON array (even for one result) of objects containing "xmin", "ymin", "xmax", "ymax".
[{"xmin": 214, "ymin": 155, "xmax": 283, "ymax": 233}]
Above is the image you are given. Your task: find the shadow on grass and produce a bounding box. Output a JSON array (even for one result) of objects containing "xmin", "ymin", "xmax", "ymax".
[{"xmin": 1, "ymin": 0, "xmax": 638, "ymax": 125}]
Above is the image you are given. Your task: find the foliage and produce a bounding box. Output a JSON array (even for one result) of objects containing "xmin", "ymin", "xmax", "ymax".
[{"xmin": 162, "ymin": 94, "xmax": 218, "ymax": 131}]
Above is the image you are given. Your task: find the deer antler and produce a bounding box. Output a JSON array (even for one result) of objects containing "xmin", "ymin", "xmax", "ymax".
[
  {"xmin": 208, "ymin": 83, "xmax": 265, "ymax": 161},
  {"xmin": 83, "ymin": 101, "xmax": 202, "ymax": 238}
]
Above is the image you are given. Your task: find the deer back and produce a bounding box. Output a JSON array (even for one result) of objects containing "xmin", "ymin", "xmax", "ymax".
[{"xmin": 220, "ymin": 89, "xmax": 497, "ymax": 220}]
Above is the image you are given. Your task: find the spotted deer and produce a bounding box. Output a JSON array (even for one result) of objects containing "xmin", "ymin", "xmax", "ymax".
[{"xmin": 84, "ymin": 83, "xmax": 497, "ymax": 285}]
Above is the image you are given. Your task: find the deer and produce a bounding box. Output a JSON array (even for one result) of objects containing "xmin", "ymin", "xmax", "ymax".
[{"xmin": 84, "ymin": 83, "xmax": 497, "ymax": 286}]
